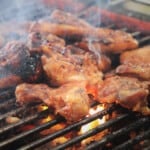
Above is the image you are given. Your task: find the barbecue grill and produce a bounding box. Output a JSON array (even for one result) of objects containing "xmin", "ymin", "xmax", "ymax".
[{"xmin": 0, "ymin": 0, "xmax": 150, "ymax": 150}]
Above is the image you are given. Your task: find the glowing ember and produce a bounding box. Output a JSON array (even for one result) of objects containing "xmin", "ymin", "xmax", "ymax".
[
  {"xmin": 38, "ymin": 104, "xmax": 48, "ymax": 112},
  {"xmin": 40, "ymin": 115, "xmax": 53, "ymax": 124},
  {"xmin": 79, "ymin": 104, "xmax": 107, "ymax": 145},
  {"xmin": 80, "ymin": 104, "xmax": 105, "ymax": 134}
]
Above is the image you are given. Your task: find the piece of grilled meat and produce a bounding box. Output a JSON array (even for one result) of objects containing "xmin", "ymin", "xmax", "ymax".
[
  {"xmin": 75, "ymin": 28, "xmax": 138, "ymax": 54},
  {"xmin": 66, "ymin": 45, "xmax": 111, "ymax": 72},
  {"xmin": 49, "ymin": 9, "xmax": 93, "ymax": 28},
  {"xmin": 0, "ymin": 41, "xmax": 42, "ymax": 90},
  {"xmin": 16, "ymin": 82, "xmax": 90, "ymax": 123},
  {"xmin": 41, "ymin": 43, "xmax": 103, "ymax": 89},
  {"xmin": 97, "ymin": 76, "xmax": 150, "ymax": 115},
  {"xmin": 0, "ymin": 67, "xmax": 22, "ymax": 90},
  {"xmin": 30, "ymin": 10, "xmax": 138, "ymax": 54},
  {"xmin": 116, "ymin": 46, "xmax": 150, "ymax": 80}
]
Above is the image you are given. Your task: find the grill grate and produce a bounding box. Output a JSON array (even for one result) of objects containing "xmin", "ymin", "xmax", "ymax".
[
  {"xmin": 86, "ymin": 117, "xmax": 150, "ymax": 150},
  {"xmin": 0, "ymin": 86, "xmax": 150, "ymax": 150},
  {"xmin": 17, "ymin": 105, "xmax": 117, "ymax": 150}
]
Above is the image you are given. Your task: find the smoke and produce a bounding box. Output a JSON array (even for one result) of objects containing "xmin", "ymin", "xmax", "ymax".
[
  {"xmin": 0, "ymin": 0, "xmax": 110, "ymax": 47},
  {"xmin": 81, "ymin": 0, "xmax": 110, "ymax": 61},
  {"xmin": 0, "ymin": 0, "xmax": 50, "ymax": 23}
]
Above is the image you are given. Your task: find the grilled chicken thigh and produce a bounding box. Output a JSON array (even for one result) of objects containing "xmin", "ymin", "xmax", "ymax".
[
  {"xmin": 30, "ymin": 10, "xmax": 138, "ymax": 54},
  {"xmin": 41, "ymin": 44, "xmax": 103, "ymax": 89},
  {"xmin": 16, "ymin": 82, "xmax": 90, "ymax": 123},
  {"xmin": 116, "ymin": 46, "xmax": 150, "ymax": 80},
  {"xmin": 97, "ymin": 76, "xmax": 150, "ymax": 115}
]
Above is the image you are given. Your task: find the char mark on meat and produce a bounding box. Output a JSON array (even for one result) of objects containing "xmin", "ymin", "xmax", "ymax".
[{"xmin": 0, "ymin": 41, "xmax": 43, "ymax": 90}]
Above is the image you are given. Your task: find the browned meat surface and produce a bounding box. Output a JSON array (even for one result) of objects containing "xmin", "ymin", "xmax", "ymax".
[
  {"xmin": 27, "ymin": 32, "xmax": 43, "ymax": 53},
  {"xmin": 30, "ymin": 10, "xmax": 138, "ymax": 54},
  {"xmin": 75, "ymin": 28, "xmax": 138, "ymax": 54},
  {"xmin": 97, "ymin": 76, "xmax": 150, "ymax": 115},
  {"xmin": 46, "ymin": 34, "xmax": 66, "ymax": 47},
  {"xmin": 0, "ymin": 69, "xmax": 22, "ymax": 90},
  {"xmin": 66, "ymin": 45, "xmax": 111, "ymax": 72},
  {"xmin": 30, "ymin": 22, "xmax": 89, "ymax": 39},
  {"xmin": 16, "ymin": 82, "xmax": 90, "ymax": 123},
  {"xmin": 0, "ymin": 41, "xmax": 30, "ymax": 67},
  {"xmin": 30, "ymin": 22, "xmax": 138, "ymax": 53},
  {"xmin": 50, "ymin": 9, "xmax": 93, "ymax": 28},
  {"xmin": 41, "ymin": 44, "xmax": 103, "ymax": 90},
  {"xmin": 27, "ymin": 32, "xmax": 66, "ymax": 53},
  {"xmin": 0, "ymin": 41, "xmax": 42, "ymax": 89},
  {"xmin": 116, "ymin": 46, "xmax": 150, "ymax": 80}
]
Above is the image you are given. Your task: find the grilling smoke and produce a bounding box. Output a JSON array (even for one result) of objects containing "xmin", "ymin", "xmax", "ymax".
[
  {"xmin": 0, "ymin": 0, "xmax": 110, "ymax": 23},
  {"xmin": 0, "ymin": 0, "xmax": 50, "ymax": 22}
]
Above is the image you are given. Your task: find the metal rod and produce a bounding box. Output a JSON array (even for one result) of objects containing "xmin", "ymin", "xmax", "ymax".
[
  {"xmin": 0, "ymin": 98, "xmax": 15, "ymax": 110},
  {"xmin": 139, "ymin": 36, "xmax": 150, "ymax": 45},
  {"xmin": 0, "ymin": 103, "xmax": 42, "ymax": 121},
  {"xmin": 0, "ymin": 106, "xmax": 25, "ymax": 121},
  {"xmin": 0, "ymin": 118, "xmax": 61, "ymax": 149},
  {"xmin": 86, "ymin": 117, "xmax": 150, "ymax": 150},
  {"xmin": 113, "ymin": 128, "xmax": 150, "ymax": 150},
  {"xmin": 18, "ymin": 105, "xmax": 116, "ymax": 150},
  {"xmin": 53, "ymin": 114, "xmax": 129, "ymax": 150},
  {"xmin": 0, "ymin": 88, "xmax": 15, "ymax": 99},
  {"xmin": 131, "ymin": 31, "xmax": 141, "ymax": 37},
  {"xmin": 0, "ymin": 109, "xmax": 48, "ymax": 135},
  {"xmin": 120, "ymin": 28, "xmax": 128, "ymax": 32},
  {"xmin": 106, "ymin": 24, "xmax": 115, "ymax": 29}
]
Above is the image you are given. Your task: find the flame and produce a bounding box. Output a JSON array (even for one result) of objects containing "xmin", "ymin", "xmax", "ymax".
[
  {"xmin": 79, "ymin": 104, "xmax": 107, "ymax": 145},
  {"xmin": 41, "ymin": 115, "xmax": 53, "ymax": 124},
  {"xmin": 80, "ymin": 105, "xmax": 105, "ymax": 134},
  {"xmin": 38, "ymin": 104, "xmax": 49, "ymax": 111},
  {"xmin": 38, "ymin": 104, "xmax": 107, "ymax": 146}
]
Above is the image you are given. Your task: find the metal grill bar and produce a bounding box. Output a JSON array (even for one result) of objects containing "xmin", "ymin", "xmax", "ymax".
[
  {"xmin": 0, "ymin": 98, "xmax": 15, "ymax": 110},
  {"xmin": 131, "ymin": 31, "xmax": 141, "ymax": 37},
  {"xmin": 0, "ymin": 106, "xmax": 25, "ymax": 121},
  {"xmin": 53, "ymin": 114, "xmax": 129, "ymax": 150},
  {"xmin": 0, "ymin": 109, "xmax": 48, "ymax": 136},
  {"xmin": 113, "ymin": 128, "xmax": 150, "ymax": 150},
  {"xmin": 86, "ymin": 117, "xmax": 150, "ymax": 150},
  {"xmin": 138, "ymin": 36, "xmax": 150, "ymax": 45},
  {"xmin": 0, "ymin": 102, "xmax": 42, "ymax": 121},
  {"xmin": 18, "ymin": 105, "xmax": 116, "ymax": 150},
  {"xmin": 0, "ymin": 118, "xmax": 61, "ymax": 149},
  {"xmin": 120, "ymin": 27, "xmax": 128, "ymax": 32},
  {"xmin": 0, "ymin": 88, "xmax": 15, "ymax": 99}
]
